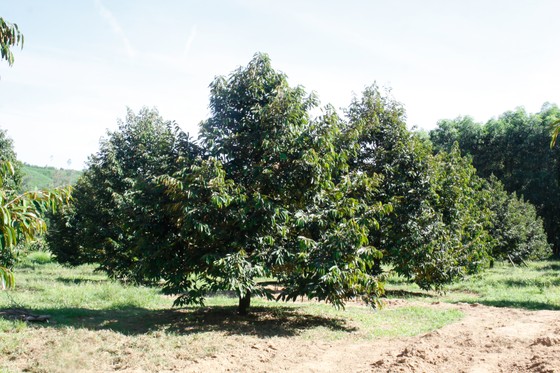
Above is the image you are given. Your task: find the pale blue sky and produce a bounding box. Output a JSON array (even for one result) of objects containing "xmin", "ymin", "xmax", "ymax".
[{"xmin": 1, "ymin": 0, "xmax": 559, "ymax": 169}]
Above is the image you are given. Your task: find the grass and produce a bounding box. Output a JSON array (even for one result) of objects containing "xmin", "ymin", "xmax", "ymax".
[
  {"xmin": 1, "ymin": 257, "xmax": 558, "ymax": 371},
  {"xmin": 0, "ymin": 260, "xmax": 461, "ymax": 339},
  {"xmin": 384, "ymin": 260, "xmax": 560, "ymax": 310},
  {"xmin": 18, "ymin": 250, "xmax": 52, "ymax": 266},
  {"xmin": 21, "ymin": 163, "xmax": 82, "ymax": 190}
]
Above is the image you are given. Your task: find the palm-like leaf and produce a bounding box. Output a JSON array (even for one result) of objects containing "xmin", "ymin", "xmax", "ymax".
[
  {"xmin": 550, "ymin": 119, "xmax": 560, "ymax": 147},
  {"xmin": 0, "ymin": 161, "xmax": 71, "ymax": 289}
]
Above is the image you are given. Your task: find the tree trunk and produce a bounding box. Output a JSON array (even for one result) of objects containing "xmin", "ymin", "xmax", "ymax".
[{"xmin": 238, "ymin": 290, "xmax": 251, "ymax": 315}]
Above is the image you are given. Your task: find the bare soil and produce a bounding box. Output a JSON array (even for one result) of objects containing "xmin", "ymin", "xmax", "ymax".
[
  {"xmin": 2, "ymin": 301, "xmax": 559, "ymax": 372},
  {"xmin": 190, "ymin": 302, "xmax": 560, "ymax": 373}
]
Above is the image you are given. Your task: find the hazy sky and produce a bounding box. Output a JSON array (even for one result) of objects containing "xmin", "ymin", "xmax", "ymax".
[{"xmin": 1, "ymin": 0, "xmax": 559, "ymax": 169}]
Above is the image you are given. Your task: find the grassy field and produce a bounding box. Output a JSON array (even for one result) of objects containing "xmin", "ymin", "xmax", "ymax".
[
  {"xmin": 0, "ymin": 256, "xmax": 462, "ymax": 339},
  {"xmin": 21, "ymin": 164, "xmax": 82, "ymax": 190},
  {"xmin": 0, "ymin": 254, "xmax": 558, "ymax": 371},
  {"xmin": 384, "ymin": 260, "xmax": 560, "ymax": 310}
]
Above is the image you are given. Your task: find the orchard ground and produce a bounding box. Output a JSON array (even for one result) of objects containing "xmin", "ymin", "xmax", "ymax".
[{"xmin": 0, "ymin": 255, "xmax": 559, "ymax": 372}]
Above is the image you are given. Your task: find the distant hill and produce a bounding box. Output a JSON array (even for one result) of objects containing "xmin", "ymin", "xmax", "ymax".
[{"xmin": 22, "ymin": 164, "xmax": 82, "ymax": 190}]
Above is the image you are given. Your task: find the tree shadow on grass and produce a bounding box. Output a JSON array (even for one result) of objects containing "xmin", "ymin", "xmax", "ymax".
[
  {"xmin": 55, "ymin": 277, "xmax": 107, "ymax": 285},
  {"xmin": 383, "ymin": 289, "xmax": 434, "ymax": 299},
  {"xmin": 500, "ymin": 278, "xmax": 560, "ymax": 287},
  {"xmin": 539, "ymin": 262, "xmax": 560, "ymax": 271},
  {"xmin": 0, "ymin": 305, "xmax": 356, "ymax": 338},
  {"xmin": 450, "ymin": 299, "xmax": 560, "ymax": 311}
]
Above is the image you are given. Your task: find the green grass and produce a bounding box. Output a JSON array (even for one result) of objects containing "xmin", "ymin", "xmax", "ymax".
[
  {"xmin": 384, "ymin": 260, "xmax": 560, "ymax": 310},
  {"xmin": 0, "ymin": 261, "xmax": 462, "ymax": 340},
  {"xmin": 2, "ymin": 259, "xmax": 558, "ymax": 339},
  {"xmin": 21, "ymin": 163, "xmax": 82, "ymax": 190},
  {"xmin": 2, "ymin": 263, "xmax": 166, "ymax": 312},
  {"xmin": 1, "ymin": 259, "xmax": 556, "ymax": 372},
  {"xmin": 295, "ymin": 303, "xmax": 462, "ymax": 340},
  {"xmin": 20, "ymin": 250, "xmax": 53, "ymax": 266}
]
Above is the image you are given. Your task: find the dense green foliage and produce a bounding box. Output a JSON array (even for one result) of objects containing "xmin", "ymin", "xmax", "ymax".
[
  {"xmin": 484, "ymin": 176, "xmax": 550, "ymax": 262},
  {"xmin": 49, "ymin": 56, "xmax": 395, "ymax": 313},
  {"xmin": 21, "ymin": 164, "xmax": 82, "ymax": 190},
  {"xmin": 342, "ymin": 88, "xmax": 492, "ymax": 289},
  {"xmin": 430, "ymin": 106, "xmax": 559, "ymax": 256},
  {"xmin": 345, "ymin": 86, "xmax": 490, "ymax": 288},
  {"xmin": 47, "ymin": 108, "xmax": 198, "ymax": 275},
  {"xmin": 48, "ymin": 54, "xmax": 526, "ymax": 314}
]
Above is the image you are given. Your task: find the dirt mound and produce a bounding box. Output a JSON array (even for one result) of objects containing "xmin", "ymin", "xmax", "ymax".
[
  {"xmin": 373, "ymin": 303, "xmax": 560, "ymax": 373},
  {"xmin": 190, "ymin": 302, "xmax": 560, "ymax": 372}
]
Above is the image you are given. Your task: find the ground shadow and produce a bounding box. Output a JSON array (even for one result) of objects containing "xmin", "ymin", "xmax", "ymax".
[
  {"xmin": 0, "ymin": 305, "xmax": 356, "ymax": 338},
  {"xmin": 54, "ymin": 277, "xmax": 107, "ymax": 285},
  {"xmin": 383, "ymin": 289, "xmax": 434, "ymax": 299},
  {"xmin": 539, "ymin": 263, "xmax": 560, "ymax": 271},
  {"xmin": 501, "ymin": 278, "xmax": 560, "ymax": 287},
  {"xmin": 450, "ymin": 299, "xmax": 560, "ymax": 311}
]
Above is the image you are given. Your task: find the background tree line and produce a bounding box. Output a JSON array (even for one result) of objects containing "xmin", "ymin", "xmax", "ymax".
[
  {"xmin": 45, "ymin": 54, "xmax": 551, "ymax": 314},
  {"xmin": 430, "ymin": 105, "xmax": 560, "ymax": 256}
]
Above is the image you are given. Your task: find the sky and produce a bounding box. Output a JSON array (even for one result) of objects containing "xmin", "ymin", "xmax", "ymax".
[{"xmin": 1, "ymin": 0, "xmax": 559, "ymax": 170}]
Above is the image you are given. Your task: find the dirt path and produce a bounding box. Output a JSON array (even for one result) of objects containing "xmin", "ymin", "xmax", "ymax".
[{"xmin": 190, "ymin": 302, "xmax": 560, "ymax": 373}]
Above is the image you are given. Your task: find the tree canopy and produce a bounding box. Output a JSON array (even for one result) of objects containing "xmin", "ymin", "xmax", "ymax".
[
  {"xmin": 48, "ymin": 53, "xmax": 551, "ymax": 314},
  {"xmin": 49, "ymin": 55, "xmax": 392, "ymax": 313},
  {"xmin": 430, "ymin": 105, "xmax": 559, "ymax": 256}
]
